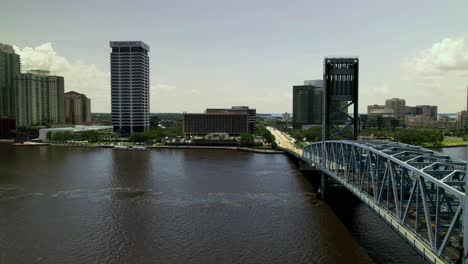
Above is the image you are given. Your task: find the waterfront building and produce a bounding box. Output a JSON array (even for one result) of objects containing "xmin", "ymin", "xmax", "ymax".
[
  {"xmin": 206, "ymin": 106, "xmax": 256, "ymax": 133},
  {"xmin": 0, "ymin": 43, "xmax": 21, "ymax": 118},
  {"xmin": 385, "ymin": 98, "xmax": 406, "ymax": 119},
  {"xmin": 292, "ymin": 80, "xmax": 323, "ymax": 129},
  {"xmin": 183, "ymin": 106, "xmax": 256, "ymax": 137},
  {"xmin": 64, "ymin": 91, "xmax": 91, "ymax": 125},
  {"xmin": 16, "ymin": 70, "xmax": 65, "ymax": 127},
  {"xmin": 110, "ymin": 41, "xmax": 150, "ymax": 135},
  {"xmin": 39, "ymin": 125, "xmax": 112, "ymax": 142}
]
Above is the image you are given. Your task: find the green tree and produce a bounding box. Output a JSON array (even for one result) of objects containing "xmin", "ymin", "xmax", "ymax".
[
  {"xmin": 81, "ymin": 130, "xmax": 102, "ymax": 142},
  {"xmin": 240, "ymin": 133, "xmax": 255, "ymax": 147}
]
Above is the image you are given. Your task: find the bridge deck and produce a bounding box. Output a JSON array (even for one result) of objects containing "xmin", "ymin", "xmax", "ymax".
[{"xmin": 268, "ymin": 127, "xmax": 466, "ymax": 264}]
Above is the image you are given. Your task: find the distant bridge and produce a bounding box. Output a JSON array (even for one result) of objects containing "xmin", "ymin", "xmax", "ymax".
[{"xmin": 277, "ymin": 137, "xmax": 467, "ymax": 264}]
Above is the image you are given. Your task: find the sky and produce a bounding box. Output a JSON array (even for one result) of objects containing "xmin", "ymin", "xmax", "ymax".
[{"xmin": 1, "ymin": 0, "xmax": 468, "ymax": 113}]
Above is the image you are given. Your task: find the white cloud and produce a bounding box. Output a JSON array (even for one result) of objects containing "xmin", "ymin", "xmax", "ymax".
[
  {"xmin": 396, "ymin": 37, "xmax": 468, "ymax": 112},
  {"xmin": 14, "ymin": 43, "xmax": 110, "ymax": 112},
  {"xmin": 402, "ymin": 37, "xmax": 468, "ymax": 75},
  {"xmin": 152, "ymin": 84, "xmax": 177, "ymax": 92}
]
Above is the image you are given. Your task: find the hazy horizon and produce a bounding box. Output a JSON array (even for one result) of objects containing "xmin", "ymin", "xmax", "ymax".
[{"xmin": 2, "ymin": 0, "xmax": 468, "ymax": 113}]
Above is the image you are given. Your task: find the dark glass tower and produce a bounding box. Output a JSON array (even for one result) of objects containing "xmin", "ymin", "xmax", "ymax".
[
  {"xmin": 292, "ymin": 81, "xmax": 322, "ymax": 129},
  {"xmin": 110, "ymin": 41, "xmax": 150, "ymax": 135}
]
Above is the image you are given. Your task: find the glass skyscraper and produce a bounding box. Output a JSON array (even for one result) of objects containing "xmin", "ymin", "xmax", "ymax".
[{"xmin": 292, "ymin": 81, "xmax": 323, "ymax": 129}]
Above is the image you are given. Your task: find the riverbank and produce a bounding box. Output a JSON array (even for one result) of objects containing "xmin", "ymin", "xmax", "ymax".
[
  {"xmin": 9, "ymin": 142, "xmax": 283, "ymax": 154},
  {"xmin": 149, "ymin": 145, "xmax": 283, "ymax": 154},
  {"xmin": 424, "ymin": 143, "xmax": 467, "ymax": 149}
]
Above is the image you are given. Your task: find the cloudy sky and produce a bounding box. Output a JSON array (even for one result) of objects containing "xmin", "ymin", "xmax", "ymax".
[{"xmin": 2, "ymin": 0, "xmax": 468, "ymax": 113}]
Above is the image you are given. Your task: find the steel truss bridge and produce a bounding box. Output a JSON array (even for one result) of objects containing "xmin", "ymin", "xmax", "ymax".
[{"xmin": 297, "ymin": 140, "xmax": 467, "ymax": 264}]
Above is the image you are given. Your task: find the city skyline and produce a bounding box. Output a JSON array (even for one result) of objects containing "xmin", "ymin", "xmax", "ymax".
[{"xmin": 2, "ymin": 0, "xmax": 468, "ymax": 113}]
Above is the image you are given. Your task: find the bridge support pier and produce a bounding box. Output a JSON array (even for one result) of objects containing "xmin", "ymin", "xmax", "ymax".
[{"xmin": 319, "ymin": 171, "xmax": 326, "ymax": 200}]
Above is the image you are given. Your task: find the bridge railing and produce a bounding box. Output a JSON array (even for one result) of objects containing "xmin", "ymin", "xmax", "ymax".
[{"xmin": 303, "ymin": 140, "xmax": 466, "ymax": 263}]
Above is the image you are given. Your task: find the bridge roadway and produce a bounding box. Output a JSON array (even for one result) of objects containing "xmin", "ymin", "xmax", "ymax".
[{"xmin": 267, "ymin": 127, "xmax": 467, "ymax": 264}]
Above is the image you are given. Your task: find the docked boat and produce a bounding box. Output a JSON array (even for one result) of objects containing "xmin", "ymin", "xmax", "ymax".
[
  {"xmin": 131, "ymin": 146, "xmax": 148, "ymax": 151},
  {"xmin": 114, "ymin": 145, "xmax": 129, "ymax": 150}
]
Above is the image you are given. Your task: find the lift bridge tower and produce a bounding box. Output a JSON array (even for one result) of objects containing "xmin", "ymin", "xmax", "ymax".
[{"xmin": 320, "ymin": 57, "xmax": 359, "ymax": 198}]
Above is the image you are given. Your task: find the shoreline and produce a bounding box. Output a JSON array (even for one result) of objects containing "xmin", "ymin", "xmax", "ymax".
[
  {"xmin": 8, "ymin": 142, "xmax": 284, "ymax": 154},
  {"xmin": 424, "ymin": 144, "xmax": 467, "ymax": 149}
]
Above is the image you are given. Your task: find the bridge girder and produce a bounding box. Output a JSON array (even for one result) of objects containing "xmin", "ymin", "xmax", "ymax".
[{"xmin": 303, "ymin": 140, "xmax": 467, "ymax": 264}]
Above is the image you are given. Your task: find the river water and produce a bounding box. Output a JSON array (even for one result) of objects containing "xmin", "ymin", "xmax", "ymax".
[{"xmin": 2, "ymin": 144, "xmax": 462, "ymax": 263}]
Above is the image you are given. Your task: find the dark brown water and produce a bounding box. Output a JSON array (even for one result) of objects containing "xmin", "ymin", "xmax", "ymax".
[{"xmin": 0, "ymin": 143, "xmax": 432, "ymax": 263}]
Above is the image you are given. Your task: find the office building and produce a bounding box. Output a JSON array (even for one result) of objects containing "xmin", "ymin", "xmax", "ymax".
[
  {"xmin": 385, "ymin": 98, "xmax": 406, "ymax": 118},
  {"xmin": 360, "ymin": 114, "xmax": 404, "ymax": 130},
  {"xmin": 183, "ymin": 106, "xmax": 256, "ymax": 137},
  {"xmin": 16, "ymin": 70, "xmax": 65, "ymax": 127},
  {"xmin": 0, "ymin": 43, "xmax": 21, "ymax": 118},
  {"xmin": 64, "ymin": 91, "xmax": 91, "ymax": 125},
  {"xmin": 292, "ymin": 80, "xmax": 323, "ymax": 129},
  {"xmin": 415, "ymin": 105, "xmax": 438, "ymax": 120},
  {"xmin": 406, "ymin": 115, "xmax": 434, "ymax": 128},
  {"xmin": 205, "ymin": 106, "xmax": 256, "ymax": 133},
  {"xmin": 405, "ymin": 106, "xmax": 417, "ymax": 116},
  {"xmin": 110, "ymin": 41, "xmax": 150, "ymax": 135}
]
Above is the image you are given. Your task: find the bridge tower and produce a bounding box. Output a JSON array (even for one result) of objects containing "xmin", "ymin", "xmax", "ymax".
[
  {"xmin": 320, "ymin": 57, "xmax": 359, "ymax": 198},
  {"xmin": 322, "ymin": 57, "xmax": 359, "ymax": 141}
]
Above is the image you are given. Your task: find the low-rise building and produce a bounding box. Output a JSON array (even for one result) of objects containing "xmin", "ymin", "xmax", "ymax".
[
  {"xmin": 416, "ymin": 105, "xmax": 438, "ymax": 120},
  {"xmin": 367, "ymin": 104, "xmax": 385, "ymax": 114},
  {"xmin": 360, "ymin": 114, "xmax": 404, "ymax": 130},
  {"xmin": 183, "ymin": 106, "xmax": 256, "ymax": 137},
  {"xmin": 406, "ymin": 115, "xmax": 434, "ymax": 128},
  {"xmin": 39, "ymin": 125, "xmax": 112, "ymax": 142}
]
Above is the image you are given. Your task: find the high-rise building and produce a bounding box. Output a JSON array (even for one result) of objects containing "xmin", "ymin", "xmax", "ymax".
[
  {"xmin": 385, "ymin": 98, "xmax": 406, "ymax": 118},
  {"xmin": 64, "ymin": 91, "xmax": 91, "ymax": 125},
  {"xmin": 16, "ymin": 70, "xmax": 65, "ymax": 127},
  {"xmin": 110, "ymin": 41, "xmax": 150, "ymax": 135},
  {"xmin": 0, "ymin": 43, "xmax": 20, "ymax": 118},
  {"xmin": 292, "ymin": 80, "xmax": 323, "ymax": 129}
]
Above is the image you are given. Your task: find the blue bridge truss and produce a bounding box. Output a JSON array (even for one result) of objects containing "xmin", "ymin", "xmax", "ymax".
[{"xmin": 301, "ymin": 140, "xmax": 467, "ymax": 264}]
